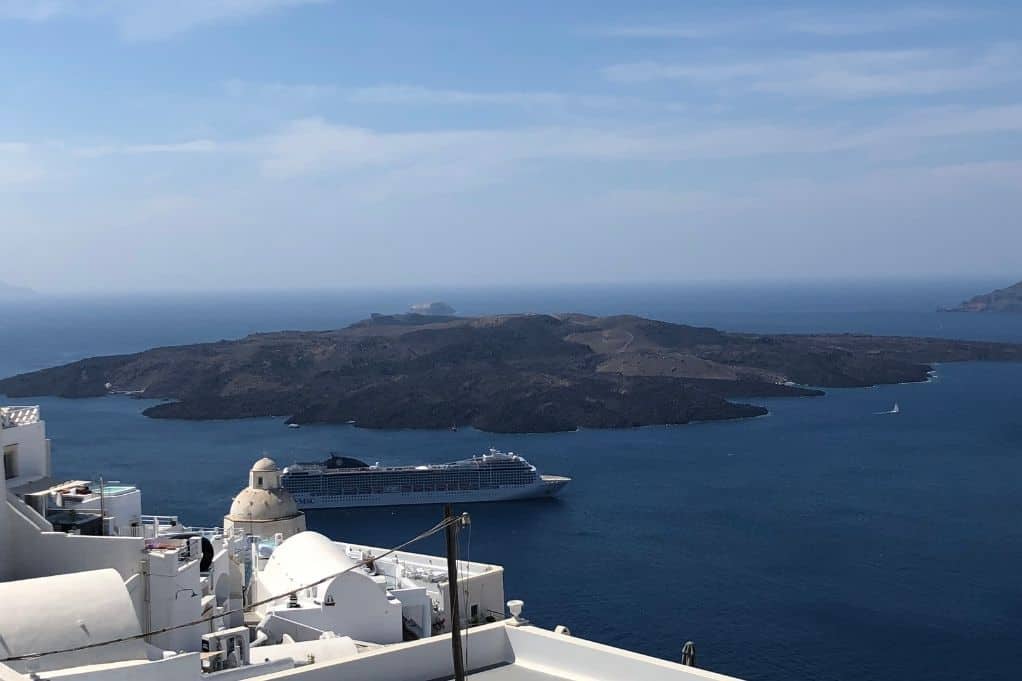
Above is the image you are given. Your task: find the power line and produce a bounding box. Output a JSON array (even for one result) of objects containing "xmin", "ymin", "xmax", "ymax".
[{"xmin": 1, "ymin": 515, "xmax": 463, "ymax": 663}]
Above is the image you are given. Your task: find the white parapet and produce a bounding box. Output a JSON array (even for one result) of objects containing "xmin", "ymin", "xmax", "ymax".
[{"xmin": 245, "ymin": 619, "xmax": 748, "ymax": 681}]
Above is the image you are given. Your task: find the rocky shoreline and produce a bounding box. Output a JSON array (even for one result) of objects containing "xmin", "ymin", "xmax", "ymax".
[{"xmin": 943, "ymin": 280, "xmax": 1022, "ymax": 313}]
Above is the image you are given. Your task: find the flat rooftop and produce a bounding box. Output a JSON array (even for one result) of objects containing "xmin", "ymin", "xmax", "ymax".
[
  {"xmin": 333, "ymin": 539, "xmax": 501, "ymax": 593},
  {"xmin": 257, "ymin": 621, "xmax": 744, "ymax": 681},
  {"xmin": 441, "ymin": 664, "xmax": 570, "ymax": 680}
]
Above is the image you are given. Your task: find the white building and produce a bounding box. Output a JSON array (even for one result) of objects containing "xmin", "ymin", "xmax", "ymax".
[
  {"xmin": 0, "ymin": 405, "xmax": 249, "ymax": 654},
  {"xmin": 247, "ymin": 530, "xmax": 505, "ymax": 645},
  {"xmin": 224, "ymin": 457, "xmax": 306, "ymax": 540},
  {"xmin": 22, "ymin": 479, "xmax": 142, "ymax": 537},
  {"xmin": 2, "ymin": 405, "xmax": 51, "ymax": 488},
  {"xmin": 0, "ymin": 404, "xmax": 748, "ymax": 681},
  {"xmin": 249, "ymin": 531, "xmax": 404, "ymax": 644}
]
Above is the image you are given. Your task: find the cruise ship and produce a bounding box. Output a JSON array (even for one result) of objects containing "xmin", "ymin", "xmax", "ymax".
[{"xmin": 282, "ymin": 449, "xmax": 570, "ymax": 508}]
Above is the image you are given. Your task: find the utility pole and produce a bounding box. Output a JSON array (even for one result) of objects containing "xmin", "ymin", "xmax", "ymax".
[
  {"xmin": 444, "ymin": 504, "xmax": 466, "ymax": 681},
  {"xmin": 98, "ymin": 475, "xmax": 106, "ymax": 536}
]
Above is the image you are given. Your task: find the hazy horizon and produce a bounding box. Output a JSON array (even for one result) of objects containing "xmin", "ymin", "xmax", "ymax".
[
  {"xmin": 1, "ymin": 274, "xmax": 1016, "ymax": 299},
  {"xmin": 2, "ymin": 1, "xmax": 1021, "ymax": 292}
]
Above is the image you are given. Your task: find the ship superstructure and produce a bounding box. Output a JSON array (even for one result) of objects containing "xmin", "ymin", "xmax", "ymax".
[
  {"xmin": 282, "ymin": 449, "xmax": 570, "ymax": 509},
  {"xmin": 0, "ymin": 403, "xmax": 742, "ymax": 681}
]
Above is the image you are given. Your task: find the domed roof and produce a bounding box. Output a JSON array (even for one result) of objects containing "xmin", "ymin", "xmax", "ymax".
[
  {"xmin": 227, "ymin": 487, "xmax": 301, "ymax": 522},
  {"xmin": 251, "ymin": 457, "xmax": 279, "ymax": 472},
  {"xmin": 261, "ymin": 531, "xmax": 357, "ymax": 594}
]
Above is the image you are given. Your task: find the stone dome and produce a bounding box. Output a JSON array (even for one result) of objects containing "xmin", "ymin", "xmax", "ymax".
[
  {"xmin": 226, "ymin": 457, "xmax": 306, "ymax": 540},
  {"xmin": 251, "ymin": 456, "xmax": 279, "ymax": 472},
  {"xmin": 227, "ymin": 487, "xmax": 301, "ymax": 523}
]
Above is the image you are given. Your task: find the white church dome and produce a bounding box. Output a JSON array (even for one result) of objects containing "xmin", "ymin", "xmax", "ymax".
[
  {"xmin": 251, "ymin": 456, "xmax": 279, "ymax": 472},
  {"xmin": 225, "ymin": 456, "xmax": 304, "ymax": 525},
  {"xmin": 261, "ymin": 531, "xmax": 357, "ymax": 593},
  {"xmin": 227, "ymin": 487, "xmax": 301, "ymax": 522}
]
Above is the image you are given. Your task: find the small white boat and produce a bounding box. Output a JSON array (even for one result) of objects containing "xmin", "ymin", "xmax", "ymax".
[
  {"xmin": 891, "ymin": 402, "xmax": 900, "ymax": 414},
  {"xmin": 287, "ymin": 422, "xmax": 301, "ymax": 429}
]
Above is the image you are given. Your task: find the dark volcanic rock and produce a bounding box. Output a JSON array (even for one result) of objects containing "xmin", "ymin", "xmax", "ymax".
[
  {"xmin": 945, "ymin": 280, "xmax": 1022, "ymax": 313},
  {"xmin": 3, "ymin": 313, "xmax": 1022, "ymax": 433}
]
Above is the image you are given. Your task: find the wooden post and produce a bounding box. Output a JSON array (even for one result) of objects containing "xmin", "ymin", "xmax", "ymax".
[{"xmin": 445, "ymin": 504, "xmax": 466, "ymax": 681}]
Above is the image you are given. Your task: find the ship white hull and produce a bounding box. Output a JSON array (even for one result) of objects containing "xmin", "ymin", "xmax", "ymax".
[{"xmin": 292, "ymin": 476, "xmax": 569, "ymax": 509}]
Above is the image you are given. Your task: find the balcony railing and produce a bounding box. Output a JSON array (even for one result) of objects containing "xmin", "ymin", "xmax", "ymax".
[
  {"xmin": 0, "ymin": 405, "xmax": 40, "ymax": 429},
  {"xmin": 138, "ymin": 514, "xmax": 223, "ymax": 539}
]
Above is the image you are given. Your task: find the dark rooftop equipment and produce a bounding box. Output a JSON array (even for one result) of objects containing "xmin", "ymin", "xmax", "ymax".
[{"xmin": 47, "ymin": 510, "xmax": 103, "ymax": 536}]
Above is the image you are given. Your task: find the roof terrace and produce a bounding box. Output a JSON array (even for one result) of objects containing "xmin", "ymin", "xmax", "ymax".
[{"xmin": 256, "ymin": 612, "xmax": 742, "ymax": 681}]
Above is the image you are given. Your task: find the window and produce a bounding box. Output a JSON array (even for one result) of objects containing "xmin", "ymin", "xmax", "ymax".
[
  {"xmin": 3, "ymin": 444, "xmax": 17, "ymax": 480},
  {"xmin": 257, "ymin": 476, "xmax": 263, "ymax": 487}
]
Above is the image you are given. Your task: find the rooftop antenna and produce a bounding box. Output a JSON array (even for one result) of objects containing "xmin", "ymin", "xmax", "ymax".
[{"xmin": 444, "ymin": 504, "xmax": 467, "ymax": 681}]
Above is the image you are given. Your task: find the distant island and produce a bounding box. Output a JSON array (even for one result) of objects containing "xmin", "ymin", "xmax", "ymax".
[
  {"xmin": 2, "ymin": 313, "xmax": 1022, "ymax": 433},
  {"xmin": 0, "ymin": 280, "xmax": 35, "ymax": 298},
  {"xmin": 944, "ymin": 280, "xmax": 1022, "ymax": 313},
  {"xmin": 409, "ymin": 301, "xmax": 456, "ymax": 315}
]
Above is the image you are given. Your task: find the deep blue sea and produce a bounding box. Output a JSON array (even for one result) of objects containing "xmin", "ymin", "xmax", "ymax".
[{"xmin": 3, "ymin": 280, "xmax": 1022, "ymax": 681}]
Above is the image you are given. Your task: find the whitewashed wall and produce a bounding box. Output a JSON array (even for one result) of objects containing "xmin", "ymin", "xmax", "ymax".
[
  {"xmin": 1, "ymin": 420, "xmax": 50, "ymax": 486},
  {"xmin": 7, "ymin": 511, "xmax": 143, "ymax": 582}
]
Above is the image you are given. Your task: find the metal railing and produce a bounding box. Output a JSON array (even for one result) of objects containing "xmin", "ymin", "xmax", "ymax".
[
  {"xmin": 138, "ymin": 514, "xmax": 182, "ymax": 538},
  {"xmin": 0, "ymin": 405, "xmax": 40, "ymax": 428},
  {"xmin": 138, "ymin": 515, "xmax": 223, "ymax": 539}
]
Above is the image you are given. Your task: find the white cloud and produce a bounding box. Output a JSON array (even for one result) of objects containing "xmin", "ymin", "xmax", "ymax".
[
  {"xmin": 74, "ymin": 139, "xmax": 220, "ymax": 157},
  {"xmin": 10, "ymin": 100, "xmax": 1022, "ymax": 194},
  {"xmin": 231, "ymin": 101, "xmax": 1022, "ymax": 201},
  {"xmin": 222, "ymin": 81, "xmax": 647, "ymax": 112},
  {"xmin": 223, "ymin": 79, "xmax": 338, "ymax": 100},
  {"xmin": 0, "ymin": 0, "xmax": 326, "ymax": 40},
  {"xmin": 255, "ymin": 119, "xmax": 486, "ymax": 178},
  {"xmin": 786, "ymin": 7, "xmax": 970, "ymax": 36},
  {"xmin": 596, "ymin": 6, "xmax": 972, "ymax": 40},
  {"xmin": 854, "ymin": 103, "xmax": 1022, "ymax": 145},
  {"xmin": 345, "ymin": 85, "xmax": 632, "ymax": 110},
  {"xmin": 247, "ymin": 101, "xmax": 1022, "ymax": 188},
  {"xmin": 7, "ymin": 100, "xmax": 1022, "ymax": 213},
  {"xmin": 253, "ymin": 117, "xmax": 849, "ymax": 181},
  {"xmin": 605, "ymin": 44, "xmax": 1021, "ymax": 99}
]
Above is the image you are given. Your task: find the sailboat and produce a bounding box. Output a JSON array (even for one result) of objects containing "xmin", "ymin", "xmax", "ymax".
[{"xmin": 875, "ymin": 402, "xmax": 900, "ymax": 415}]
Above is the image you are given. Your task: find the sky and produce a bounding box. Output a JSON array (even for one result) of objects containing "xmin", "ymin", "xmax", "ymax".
[{"xmin": 1, "ymin": 0, "xmax": 1021, "ymax": 293}]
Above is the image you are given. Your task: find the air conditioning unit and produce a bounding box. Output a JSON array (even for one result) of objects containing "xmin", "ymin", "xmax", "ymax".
[{"xmin": 200, "ymin": 626, "xmax": 250, "ymax": 672}]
